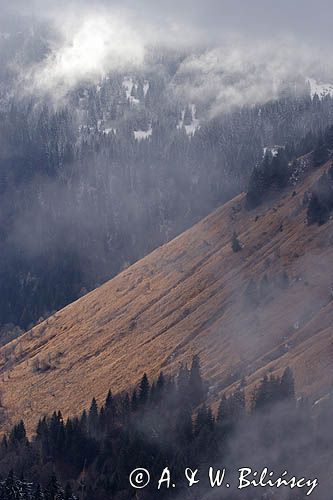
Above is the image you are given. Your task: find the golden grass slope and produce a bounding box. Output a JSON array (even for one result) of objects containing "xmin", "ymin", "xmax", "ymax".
[{"xmin": 1, "ymin": 163, "xmax": 333, "ymax": 433}]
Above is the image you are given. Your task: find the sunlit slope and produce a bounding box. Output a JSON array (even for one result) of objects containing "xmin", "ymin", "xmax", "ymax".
[{"xmin": 1, "ymin": 163, "xmax": 333, "ymax": 432}]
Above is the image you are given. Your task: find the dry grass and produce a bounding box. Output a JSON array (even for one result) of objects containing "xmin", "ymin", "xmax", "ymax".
[{"xmin": 1, "ymin": 164, "xmax": 333, "ymax": 434}]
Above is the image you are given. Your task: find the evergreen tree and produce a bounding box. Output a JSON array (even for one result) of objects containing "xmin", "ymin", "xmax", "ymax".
[
  {"xmin": 307, "ymin": 193, "xmax": 330, "ymax": 225},
  {"xmin": 246, "ymin": 154, "xmax": 270, "ymax": 208},
  {"xmin": 138, "ymin": 374, "xmax": 150, "ymax": 406},
  {"xmin": 313, "ymin": 136, "xmax": 328, "ymax": 167},
  {"xmin": 88, "ymin": 398, "xmax": 99, "ymax": 435},
  {"xmin": 34, "ymin": 483, "xmax": 44, "ymax": 500},
  {"xmin": 183, "ymin": 106, "xmax": 192, "ymax": 126},
  {"xmin": 155, "ymin": 372, "xmax": 165, "ymax": 403},
  {"xmin": 44, "ymin": 474, "xmax": 63, "ymax": 500},
  {"xmin": 177, "ymin": 363, "xmax": 189, "ymax": 400},
  {"xmin": 80, "ymin": 410, "xmax": 88, "ymax": 434},
  {"xmin": 64, "ymin": 483, "xmax": 74, "ymax": 500},
  {"xmin": 270, "ymin": 151, "xmax": 289, "ymax": 188},
  {"xmin": 9, "ymin": 420, "xmax": 27, "ymax": 447},
  {"xmin": 231, "ymin": 232, "xmax": 242, "ymax": 253},
  {"xmin": 188, "ymin": 355, "xmax": 205, "ymax": 407},
  {"xmin": 131, "ymin": 390, "xmax": 138, "ymax": 412},
  {"xmin": 2, "ymin": 471, "xmax": 23, "ymax": 500},
  {"xmin": 122, "ymin": 393, "xmax": 131, "ymax": 421},
  {"xmin": 280, "ymin": 367, "xmax": 295, "ymax": 401},
  {"xmin": 324, "ymin": 125, "xmax": 333, "ymax": 153},
  {"xmin": 105, "ymin": 390, "xmax": 113, "ymax": 411}
]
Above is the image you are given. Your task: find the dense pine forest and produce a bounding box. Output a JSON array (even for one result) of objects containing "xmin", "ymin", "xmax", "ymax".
[{"xmin": 0, "ymin": 356, "xmax": 331, "ymax": 499}]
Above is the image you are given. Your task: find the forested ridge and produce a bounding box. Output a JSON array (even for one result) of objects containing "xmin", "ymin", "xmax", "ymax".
[{"xmin": 0, "ymin": 356, "xmax": 331, "ymax": 499}]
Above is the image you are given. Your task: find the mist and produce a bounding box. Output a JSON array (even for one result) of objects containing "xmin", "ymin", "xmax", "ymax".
[{"xmin": 2, "ymin": 0, "xmax": 333, "ymax": 108}]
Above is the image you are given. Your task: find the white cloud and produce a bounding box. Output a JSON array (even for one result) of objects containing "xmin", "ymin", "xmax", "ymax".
[
  {"xmin": 32, "ymin": 11, "xmax": 144, "ymax": 97},
  {"xmin": 172, "ymin": 39, "xmax": 333, "ymax": 115}
]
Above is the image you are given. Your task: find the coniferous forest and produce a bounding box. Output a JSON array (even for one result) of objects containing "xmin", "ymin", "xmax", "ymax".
[{"xmin": 0, "ymin": 356, "xmax": 332, "ymax": 499}]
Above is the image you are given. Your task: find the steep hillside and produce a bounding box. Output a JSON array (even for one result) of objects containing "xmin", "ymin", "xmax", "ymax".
[{"xmin": 1, "ymin": 163, "xmax": 333, "ymax": 433}]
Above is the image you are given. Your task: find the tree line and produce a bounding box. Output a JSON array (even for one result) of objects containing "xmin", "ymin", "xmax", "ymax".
[{"xmin": 0, "ymin": 356, "xmax": 330, "ymax": 499}]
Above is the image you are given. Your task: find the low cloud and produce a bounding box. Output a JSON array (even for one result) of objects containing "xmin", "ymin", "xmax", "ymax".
[
  {"xmin": 2, "ymin": 1, "xmax": 333, "ymax": 108},
  {"xmin": 29, "ymin": 10, "xmax": 144, "ymax": 98},
  {"xmin": 172, "ymin": 39, "xmax": 333, "ymax": 115}
]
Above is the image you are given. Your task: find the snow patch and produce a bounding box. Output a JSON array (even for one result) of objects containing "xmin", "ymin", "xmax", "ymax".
[
  {"xmin": 143, "ymin": 81, "xmax": 150, "ymax": 96},
  {"xmin": 104, "ymin": 128, "xmax": 117, "ymax": 135},
  {"xmin": 308, "ymin": 78, "xmax": 333, "ymax": 99},
  {"xmin": 263, "ymin": 145, "xmax": 285, "ymax": 158},
  {"xmin": 123, "ymin": 77, "xmax": 140, "ymax": 105},
  {"xmin": 123, "ymin": 77, "xmax": 134, "ymax": 99},
  {"xmin": 134, "ymin": 128, "xmax": 152, "ymax": 141},
  {"xmin": 177, "ymin": 104, "xmax": 200, "ymax": 137}
]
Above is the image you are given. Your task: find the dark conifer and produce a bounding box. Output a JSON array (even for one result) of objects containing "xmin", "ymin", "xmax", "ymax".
[
  {"xmin": 188, "ymin": 355, "xmax": 205, "ymax": 407},
  {"xmin": 280, "ymin": 367, "xmax": 295, "ymax": 401},
  {"xmin": 313, "ymin": 136, "xmax": 329, "ymax": 167},
  {"xmin": 138, "ymin": 373, "xmax": 150, "ymax": 406},
  {"xmin": 131, "ymin": 390, "xmax": 138, "ymax": 412},
  {"xmin": 88, "ymin": 398, "xmax": 99, "ymax": 435},
  {"xmin": 105, "ymin": 390, "xmax": 113, "ymax": 411},
  {"xmin": 231, "ymin": 232, "xmax": 242, "ymax": 253},
  {"xmin": 34, "ymin": 483, "xmax": 44, "ymax": 500}
]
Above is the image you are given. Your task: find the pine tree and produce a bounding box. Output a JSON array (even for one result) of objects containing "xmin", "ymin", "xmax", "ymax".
[
  {"xmin": 188, "ymin": 355, "xmax": 205, "ymax": 407},
  {"xmin": 324, "ymin": 125, "xmax": 333, "ymax": 152},
  {"xmin": 246, "ymin": 154, "xmax": 271, "ymax": 208},
  {"xmin": 138, "ymin": 373, "xmax": 150, "ymax": 406},
  {"xmin": 280, "ymin": 367, "xmax": 295, "ymax": 401},
  {"xmin": 271, "ymin": 151, "xmax": 289, "ymax": 188},
  {"xmin": 105, "ymin": 390, "xmax": 113, "ymax": 411},
  {"xmin": 313, "ymin": 136, "xmax": 328, "ymax": 167},
  {"xmin": 153, "ymin": 372, "xmax": 165, "ymax": 404},
  {"xmin": 99, "ymin": 406, "xmax": 106, "ymax": 435},
  {"xmin": 183, "ymin": 106, "xmax": 192, "ymax": 126},
  {"xmin": 80, "ymin": 410, "xmax": 88, "ymax": 434},
  {"xmin": 194, "ymin": 405, "xmax": 214, "ymax": 436},
  {"xmin": 149, "ymin": 382, "xmax": 156, "ymax": 403},
  {"xmin": 88, "ymin": 398, "xmax": 99, "ymax": 435},
  {"xmin": 131, "ymin": 390, "xmax": 138, "ymax": 412},
  {"xmin": 231, "ymin": 232, "xmax": 242, "ymax": 253},
  {"xmin": 177, "ymin": 363, "xmax": 189, "ymax": 399},
  {"xmin": 44, "ymin": 474, "xmax": 63, "ymax": 500},
  {"xmin": 64, "ymin": 483, "xmax": 74, "ymax": 500},
  {"xmin": 217, "ymin": 394, "xmax": 228, "ymax": 423},
  {"xmin": 9, "ymin": 420, "xmax": 27, "ymax": 447},
  {"xmin": 175, "ymin": 406, "xmax": 193, "ymax": 445},
  {"xmin": 0, "ymin": 435, "xmax": 8, "ymax": 458},
  {"xmin": 34, "ymin": 483, "xmax": 44, "ymax": 500},
  {"xmin": 137, "ymin": 81, "xmax": 145, "ymax": 103},
  {"xmin": 307, "ymin": 193, "xmax": 329, "ymax": 225},
  {"xmin": 119, "ymin": 393, "xmax": 130, "ymax": 423}
]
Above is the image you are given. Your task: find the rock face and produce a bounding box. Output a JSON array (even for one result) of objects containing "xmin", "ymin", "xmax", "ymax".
[{"xmin": 1, "ymin": 163, "xmax": 333, "ymax": 433}]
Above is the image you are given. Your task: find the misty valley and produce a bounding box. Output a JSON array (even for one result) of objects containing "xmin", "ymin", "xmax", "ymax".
[{"xmin": 0, "ymin": 2, "xmax": 333, "ymax": 499}]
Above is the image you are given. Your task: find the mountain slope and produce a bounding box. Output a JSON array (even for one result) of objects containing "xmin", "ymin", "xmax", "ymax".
[{"xmin": 1, "ymin": 163, "xmax": 333, "ymax": 433}]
